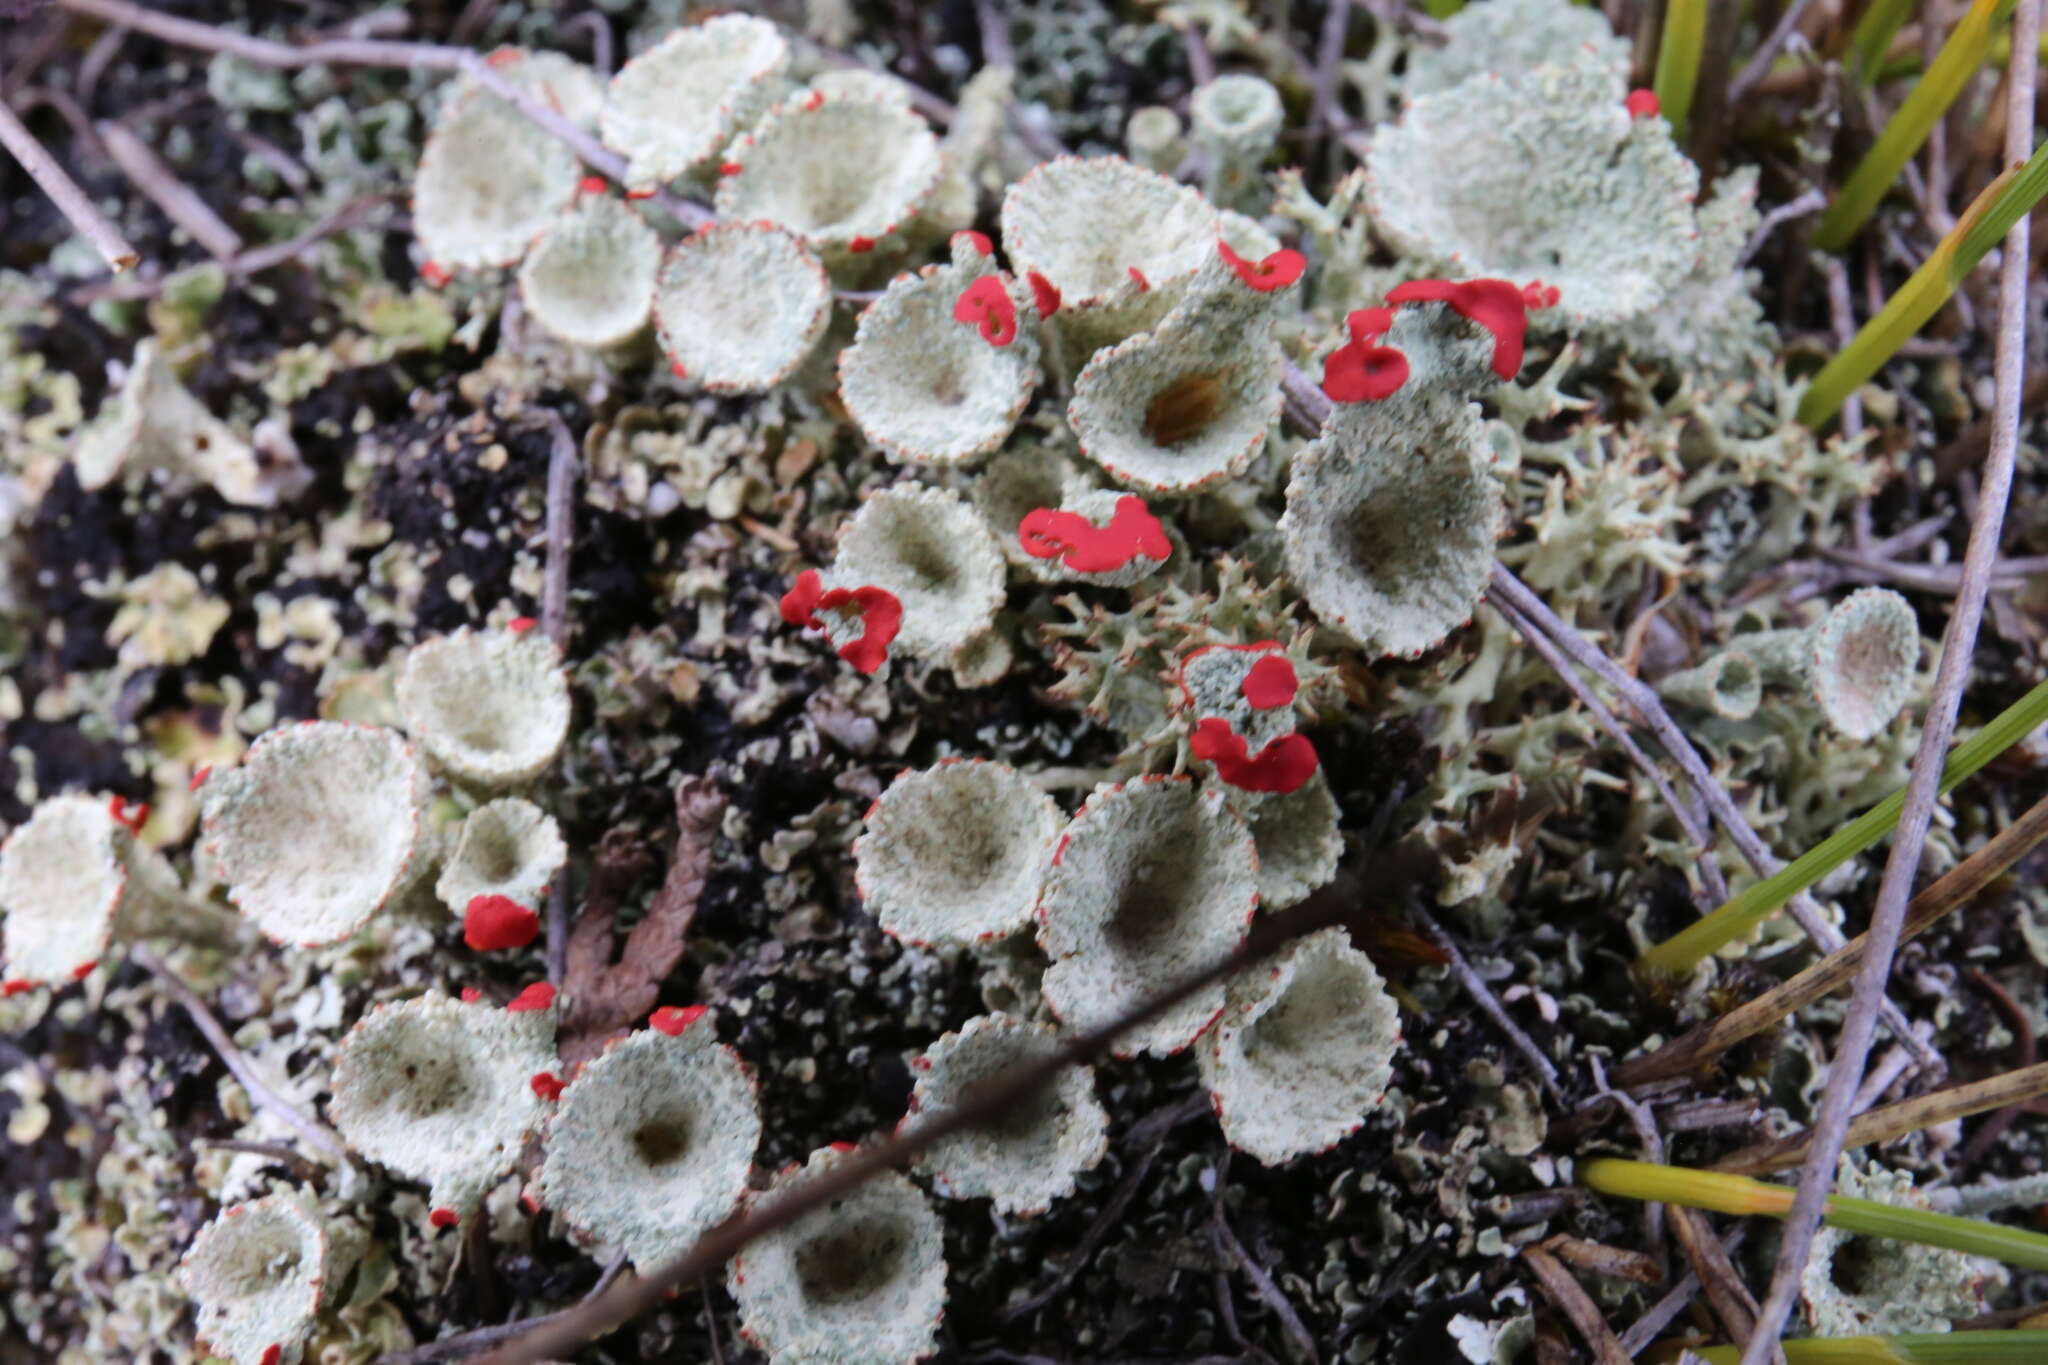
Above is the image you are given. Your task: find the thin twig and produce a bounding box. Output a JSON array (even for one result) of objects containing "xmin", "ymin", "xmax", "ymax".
[
  {"xmin": 1485, "ymin": 566, "xmax": 1939, "ymax": 1076},
  {"xmin": 1957, "ymin": 968, "xmax": 2037, "ymax": 1166},
  {"xmin": 132, "ymin": 946, "xmax": 350, "ymax": 1164},
  {"xmin": 1665, "ymin": 1206, "xmax": 1771, "ymax": 1360},
  {"xmin": 1613, "ymin": 790, "xmax": 2048, "ymax": 1088},
  {"xmin": 1000, "ymin": 1093, "xmax": 1208, "ymax": 1322},
  {"xmin": 1522, "ymin": 1245, "xmax": 1632, "ymax": 1365},
  {"xmin": 374, "ymin": 1253, "xmax": 630, "ymax": 1364},
  {"xmin": 1716, "ymin": 1057, "xmax": 2048, "ymax": 1177},
  {"xmin": 1305, "ymin": 0, "xmax": 1352, "ymax": 161},
  {"xmin": 1813, "ymin": 546, "xmax": 2048, "ymax": 593},
  {"xmin": 1213, "ymin": 1198, "xmax": 1320, "ymax": 1365},
  {"xmin": 1727, "ymin": 0, "xmax": 1824, "ymax": 103},
  {"xmin": 1410, "ymin": 905, "xmax": 1564, "ymax": 1101},
  {"xmin": 1284, "ymin": 361, "xmax": 1921, "ymax": 1066},
  {"xmin": 1588, "ymin": 1057, "xmax": 1668, "ymax": 1278},
  {"xmin": 1615, "ymin": 1228, "xmax": 1747, "ymax": 1357},
  {"xmin": 536, "ymin": 410, "xmax": 579, "ymax": 988},
  {"xmin": 1491, "ymin": 595, "xmax": 1728, "ymax": 907},
  {"xmin": 97, "ymin": 118, "xmax": 243, "ymax": 259},
  {"xmin": 1737, "ymin": 4, "xmax": 2040, "ymax": 1357},
  {"xmin": 55, "ymin": 0, "xmax": 710, "ymax": 229},
  {"xmin": 1737, "ymin": 188, "xmax": 1827, "ymax": 267},
  {"xmin": 69, "ymin": 194, "xmax": 392, "ymax": 303},
  {"xmin": 0, "ymin": 96, "xmax": 137, "ymax": 271},
  {"xmin": 477, "ymin": 892, "xmax": 1352, "ymax": 1365}
]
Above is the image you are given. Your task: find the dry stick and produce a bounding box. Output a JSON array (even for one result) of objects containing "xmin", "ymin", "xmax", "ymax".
[
  {"xmin": 373, "ymin": 1252, "xmax": 630, "ymax": 1365},
  {"xmin": 1727, "ymin": 0, "xmax": 1826, "ymax": 104},
  {"xmin": 1492, "ymin": 595, "xmax": 1730, "ymax": 907},
  {"xmin": 97, "ymin": 118, "xmax": 244, "ymax": 260},
  {"xmin": 1664, "ymin": 1205, "xmax": 1771, "ymax": 1359},
  {"xmin": 1612, "ymin": 790, "xmax": 2048, "ymax": 1088},
  {"xmin": 1213, "ymin": 1202, "xmax": 1320, "ymax": 1365},
  {"xmin": 131, "ymin": 946, "xmax": 351, "ymax": 1165},
  {"xmin": 1737, "ymin": 188, "xmax": 1828, "ymax": 267},
  {"xmin": 71, "ymin": 194, "xmax": 392, "ymax": 304},
  {"xmin": 1716, "ymin": 1055, "xmax": 2048, "ymax": 1176},
  {"xmin": 1736, "ymin": 4, "xmax": 2041, "ymax": 1358},
  {"xmin": 1521, "ymin": 1245, "xmax": 1633, "ymax": 1365},
  {"xmin": 1483, "ymin": 566, "xmax": 1939, "ymax": 1077},
  {"xmin": 477, "ymin": 898, "xmax": 1346, "ymax": 1365},
  {"xmin": 537, "ymin": 410, "xmax": 579, "ymax": 988},
  {"xmin": 1305, "ymin": 0, "xmax": 1353, "ymax": 162},
  {"xmin": 0, "ymin": 97, "xmax": 137, "ymax": 271},
  {"xmin": 1616, "ymin": 1228, "xmax": 1748, "ymax": 1357},
  {"xmin": 1410, "ymin": 905, "xmax": 1564, "ymax": 1101},
  {"xmin": 54, "ymin": 0, "xmax": 711, "ymax": 230},
  {"xmin": 1588, "ymin": 1056, "xmax": 1669, "ymax": 1279}
]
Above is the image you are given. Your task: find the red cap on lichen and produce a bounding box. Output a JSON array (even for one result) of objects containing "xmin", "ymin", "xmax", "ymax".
[
  {"xmin": 650, "ymin": 1004, "xmax": 707, "ymax": 1035},
  {"xmin": 460, "ymin": 987, "xmax": 483, "ymax": 1003},
  {"xmin": 429, "ymin": 1207, "xmax": 460, "ymax": 1229},
  {"xmin": 258, "ymin": 1346, "xmax": 281, "ymax": 1365},
  {"xmin": 188, "ymin": 766, "xmax": 212, "ymax": 790},
  {"xmin": 1322, "ymin": 310, "xmax": 1410, "ymax": 403},
  {"xmin": 952, "ymin": 274, "xmax": 1018, "ymax": 346},
  {"xmin": 1026, "ymin": 269, "xmax": 1061, "ymax": 319},
  {"xmin": 577, "ymin": 175, "xmax": 608, "ymax": 195},
  {"xmin": 507, "ymin": 615, "xmax": 538, "ymax": 634},
  {"xmin": 1127, "ymin": 266, "xmax": 1150, "ymax": 291},
  {"xmin": 849, "ymin": 235, "xmax": 877, "ymax": 253},
  {"xmin": 1240, "ymin": 654, "xmax": 1299, "ymax": 710},
  {"xmin": 719, "ymin": 161, "xmax": 744, "ymax": 176},
  {"xmin": 1385, "ymin": 277, "xmax": 1530, "ymax": 379},
  {"xmin": 1217, "ymin": 241, "xmax": 1305, "ymax": 292},
  {"xmin": 956, "ymin": 230, "xmax": 994, "ymax": 256},
  {"xmin": 108, "ymin": 796, "xmax": 148, "ymax": 836},
  {"xmin": 1625, "ymin": 89, "xmax": 1660, "ymax": 118},
  {"xmin": 506, "ymin": 981, "xmax": 556, "ymax": 1012},
  {"xmin": 2, "ymin": 980, "xmax": 33, "ymax": 997},
  {"xmin": 1017, "ymin": 496, "xmax": 1171, "ymax": 575},
  {"xmin": 464, "ymin": 894, "xmax": 541, "ymax": 952},
  {"xmin": 815, "ymin": 586, "xmax": 902, "ymax": 674},
  {"xmin": 421, "ymin": 261, "xmax": 451, "ymax": 288},
  {"xmin": 530, "ymin": 1071, "xmax": 567, "ymax": 1101},
  {"xmin": 782, "ymin": 569, "xmax": 903, "ymax": 675},
  {"xmin": 1190, "ymin": 718, "xmax": 1318, "ymax": 794}
]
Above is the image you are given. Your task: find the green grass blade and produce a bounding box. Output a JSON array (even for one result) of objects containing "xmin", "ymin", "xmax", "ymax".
[
  {"xmin": 1826, "ymin": 1192, "xmax": 2048, "ymax": 1270},
  {"xmin": 1641, "ymin": 677, "xmax": 2048, "ymax": 974},
  {"xmin": 1846, "ymin": 0, "xmax": 1919, "ymax": 86},
  {"xmin": 1799, "ymin": 125, "xmax": 2048, "ymax": 424},
  {"xmin": 1691, "ymin": 1331, "xmax": 2048, "ymax": 1363},
  {"xmin": 1585, "ymin": 1159, "xmax": 2048, "ymax": 1271},
  {"xmin": 1653, "ymin": 0, "xmax": 1709, "ymax": 135},
  {"xmin": 1814, "ymin": 0, "xmax": 2014, "ymax": 250},
  {"xmin": 1422, "ymin": 0, "xmax": 1464, "ymax": 16}
]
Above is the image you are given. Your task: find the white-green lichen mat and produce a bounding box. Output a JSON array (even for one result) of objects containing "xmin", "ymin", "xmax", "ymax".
[
  {"xmin": 854, "ymin": 759, "xmax": 1062, "ymax": 948},
  {"xmin": 395, "ymin": 627, "xmax": 571, "ymax": 789},
  {"xmin": 1036, "ymin": 777, "xmax": 1259, "ymax": 1057},
  {"xmin": 540, "ymin": 1021, "xmax": 761, "ymax": 1273},
  {"xmin": 327, "ymin": 991, "xmax": 555, "ymax": 1217},
  {"xmin": 199, "ymin": 721, "xmax": 430, "ymax": 947},
  {"xmin": 907, "ymin": 1013, "xmax": 1108, "ymax": 1216},
  {"xmin": 729, "ymin": 1145, "xmax": 948, "ymax": 1365}
]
